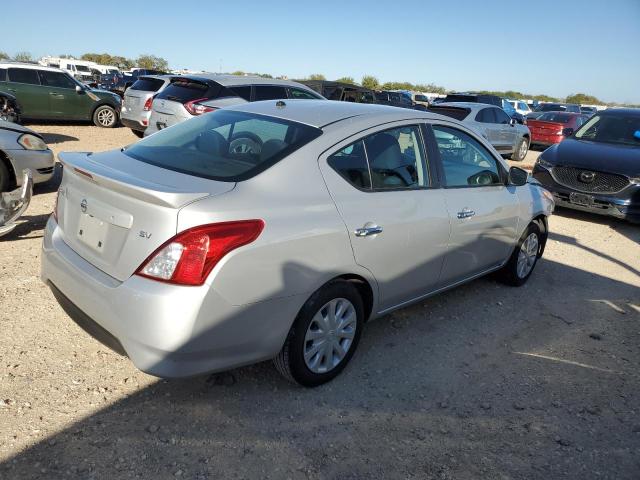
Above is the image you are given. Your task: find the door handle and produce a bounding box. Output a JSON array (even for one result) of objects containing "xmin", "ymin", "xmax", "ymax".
[
  {"xmin": 457, "ymin": 208, "xmax": 476, "ymax": 219},
  {"xmin": 49, "ymin": 92, "xmax": 64, "ymax": 96},
  {"xmin": 7, "ymin": 88, "xmax": 16, "ymax": 92},
  {"xmin": 354, "ymin": 225, "xmax": 383, "ymax": 237}
]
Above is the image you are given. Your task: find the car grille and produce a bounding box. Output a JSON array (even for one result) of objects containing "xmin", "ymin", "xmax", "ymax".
[{"xmin": 551, "ymin": 166, "xmax": 629, "ymax": 194}]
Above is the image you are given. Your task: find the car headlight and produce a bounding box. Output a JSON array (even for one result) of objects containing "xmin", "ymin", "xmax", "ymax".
[
  {"xmin": 536, "ymin": 156, "xmax": 554, "ymax": 169},
  {"xmin": 630, "ymin": 176, "xmax": 640, "ymax": 185},
  {"xmin": 17, "ymin": 133, "xmax": 48, "ymax": 151}
]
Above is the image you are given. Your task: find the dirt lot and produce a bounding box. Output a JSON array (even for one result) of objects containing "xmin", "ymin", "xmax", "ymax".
[{"xmin": 1, "ymin": 123, "xmax": 639, "ymax": 480}]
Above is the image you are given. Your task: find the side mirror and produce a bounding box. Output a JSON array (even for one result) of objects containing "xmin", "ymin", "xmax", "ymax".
[
  {"xmin": 562, "ymin": 127, "xmax": 574, "ymax": 137},
  {"xmin": 75, "ymin": 85, "xmax": 85, "ymax": 94},
  {"xmin": 509, "ymin": 118, "xmax": 516, "ymax": 126},
  {"xmin": 508, "ymin": 166, "xmax": 528, "ymax": 186}
]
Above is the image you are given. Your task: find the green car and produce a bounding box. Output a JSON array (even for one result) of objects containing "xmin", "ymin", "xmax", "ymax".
[{"xmin": 0, "ymin": 63, "xmax": 121, "ymax": 128}]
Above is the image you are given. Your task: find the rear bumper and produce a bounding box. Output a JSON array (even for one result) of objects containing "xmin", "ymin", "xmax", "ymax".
[
  {"xmin": 120, "ymin": 117, "xmax": 146, "ymax": 132},
  {"xmin": 4, "ymin": 148, "xmax": 55, "ymax": 185},
  {"xmin": 41, "ymin": 219, "xmax": 306, "ymax": 377},
  {"xmin": 532, "ymin": 165, "xmax": 640, "ymax": 222}
]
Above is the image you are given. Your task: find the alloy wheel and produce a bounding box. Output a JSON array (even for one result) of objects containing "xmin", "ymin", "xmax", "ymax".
[
  {"xmin": 97, "ymin": 108, "xmax": 115, "ymax": 127},
  {"xmin": 517, "ymin": 232, "xmax": 539, "ymax": 278}
]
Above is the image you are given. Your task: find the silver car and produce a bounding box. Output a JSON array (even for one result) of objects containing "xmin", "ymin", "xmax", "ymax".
[
  {"xmin": 145, "ymin": 74, "xmax": 323, "ymax": 136},
  {"xmin": 429, "ymin": 102, "xmax": 531, "ymax": 161},
  {"xmin": 41, "ymin": 100, "xmax": 554, "ymax": 387},
  {"xmin": 120, "ymin": 75, "xmax": 172, "ymax": 137},
  {"xmin": 0, "ymin": 120, "xmax": 54, "ymax": 191}
]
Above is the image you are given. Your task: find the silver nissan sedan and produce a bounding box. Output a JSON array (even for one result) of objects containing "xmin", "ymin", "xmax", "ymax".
[{"xmin": 41, "ymin": 100, "xmax": 554, "ymax": 387}]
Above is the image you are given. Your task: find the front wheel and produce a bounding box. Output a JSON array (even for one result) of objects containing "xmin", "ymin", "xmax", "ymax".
[
  {"xmin": 510, "ymin": 137, "xmax": 529, "ymax": 161},
  {"xmin": 93, "ymin": 105, "xmax": 118, "ymax": 128},
  {"xmin": 274, "ymin": 281, "xmax": 364, "ymax": 387},
  {"xmin": 497, "ymin": 223, "xmax": 542, "ymax": 286}
]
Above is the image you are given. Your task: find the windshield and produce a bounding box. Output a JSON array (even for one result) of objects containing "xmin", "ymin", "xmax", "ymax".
[
  {"xmin": 124, "ymin": 110, "xmax": 322, "ymax": 181},
  {"xmin": 574, "ymin": 114, "xmax": 640, "ymax": 146},
  {"xmin": 76, "ymin": 65, "xmax": 91, "ymax": 72}
]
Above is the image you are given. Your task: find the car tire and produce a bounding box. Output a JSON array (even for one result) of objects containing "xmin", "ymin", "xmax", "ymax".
[
  {"xmin": 274, "ymin": 280, "xmax": 364, "ymax": 387},
  {"xmin": 498, "ymin": 222, "xmax": 542, "ymax": 286},
  {"xmin": 0, "ymin": 158, "xmax": 11, "ymax": 192},
  {"xmin": 131, "ymin": 129, "xmax": 144, "ymax": 138},
  {"xmin": 510, "ymin": 137, "xmax": 529, "ymax": 161},
  {"xmin": 93, "ymin": 105, "xmax": 118, "ymax": 128}
]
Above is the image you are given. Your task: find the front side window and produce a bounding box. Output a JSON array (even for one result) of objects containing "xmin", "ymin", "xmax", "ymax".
[
  {"xmin": 494, "ymin": 108, "xmax": 512, "ymax": 124},
  {"xmin": 8, "ymin": 68, "xmax": 40, "ymax": 85},
  {"xmin": 38, "ymin": 70, "xmax": 77, "ymax": 89},
  {"xmin": 433, "ymin": 125, "xmax": 502, "ymax": 187},
  {"xmin": 125, "ymin": 110, "xmax": 322, "ymax": 181},
  {"xmin": 253, "ymin": 86, "xmax": 287, "ymax": 101}
]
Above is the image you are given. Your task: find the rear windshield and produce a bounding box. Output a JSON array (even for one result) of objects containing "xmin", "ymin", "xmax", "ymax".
[
  {"xmin": 536, "ymin": 104, "xmax": 567, "ymax": 112},
  {"xmin": 427, "ymin": 106, "xmax": 470, "ymax": 121},
  {"xmin": 130, "ymin": 77, "xmax": 165, "ymax": 92},
  {"xmin": 156, "ymin": 79, "xmax": 218, "ymax": 103},
  {"xmin": 124, "ymin": 110, "xmax": 322, "ymax": 182},
  {"xmin": 537, "ymin": 112, "xmax": 573, "ymax": 123}
]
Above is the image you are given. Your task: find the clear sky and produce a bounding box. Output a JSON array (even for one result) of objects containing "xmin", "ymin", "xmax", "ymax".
[{"xmin": 3, "ymin": 0, "xmax": 639, "ymax": 103}]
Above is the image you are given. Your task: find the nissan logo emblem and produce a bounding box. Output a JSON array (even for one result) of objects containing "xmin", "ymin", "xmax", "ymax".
[
  {"xmin": 579, "ymin": 171, "xmax": 595, "ymax": 183},
  {"xmin": 80, "ymin": 199, "xmax": 87, "ymax": 213}
]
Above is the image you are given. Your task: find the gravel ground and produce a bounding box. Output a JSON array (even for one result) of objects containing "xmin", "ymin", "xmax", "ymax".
[{"xmin": 1, "ymin": 123, "xmax": 639, "ymax": 480}]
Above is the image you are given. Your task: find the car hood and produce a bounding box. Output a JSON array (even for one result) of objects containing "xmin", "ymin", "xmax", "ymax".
[
  {"xmin": 0, "ymin": 119, "xmax": 38, "ymax": 136},
  {"xmin": 542, "ymin": 138, "xmax": 640, "ymax": 177},
  {"xmin": 89, "ymin": 88, "xmax": 120, "ymax": 102}
]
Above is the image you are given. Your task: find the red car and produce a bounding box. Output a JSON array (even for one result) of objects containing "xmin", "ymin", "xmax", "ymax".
[{"xmin": 528, "ymin": 112, "xmax": 589, "ymax": 148}]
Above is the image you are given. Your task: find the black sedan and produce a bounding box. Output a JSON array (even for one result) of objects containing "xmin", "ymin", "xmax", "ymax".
[{"xmin": 532, "ymin": 108, "xmax": 640, "ymax": 223}]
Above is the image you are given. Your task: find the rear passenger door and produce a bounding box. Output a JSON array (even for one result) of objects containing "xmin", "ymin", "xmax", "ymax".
[
  {"xmin": 430, "ymin": 124, "xmax": 519, "ymax": 285},
  {"xmin": 319, "ymin": 123, "xmax": 450, "ymax": 311},
  {"xmin": 5, "ymin": 68, "xmax": 49, "ymax": 118}
]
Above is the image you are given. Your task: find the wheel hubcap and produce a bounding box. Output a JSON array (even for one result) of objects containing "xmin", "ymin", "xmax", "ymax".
[
  {"xmin": 303, "ymin": 298, "xmax": 356, "ymax": 374},
  {"xmin": 519, "ymin": 140, "xmax": 528, "ymax": 157},
  {"xmin": 517, "ymin": 232, "xmax": 539, "ymax": 278},
  {"xmin": 98, "ymin": 109, "xmax": 114, "ymax": 126}
]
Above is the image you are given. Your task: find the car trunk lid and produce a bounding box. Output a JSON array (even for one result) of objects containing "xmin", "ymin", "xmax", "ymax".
[
  {"xmin": 527, "ymin": 119, "xmax": 564, "ymax": 136},
  {"xmin": 56, "ymin": 150, "xmax": 235, "ymax": 281}
]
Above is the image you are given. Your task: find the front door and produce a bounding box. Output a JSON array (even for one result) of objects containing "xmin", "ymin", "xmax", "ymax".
[
  {"xmin": 37, "ymin": 70, "xmax": 93, "ymax": 120},
  {"xmin": 430, "ymin": 124, "xmax": 520, "ymax": 285},
  {"xmin": 319, "ymin": 123, "xmax": 450, "ymax": 311},
  {"xmin": 493, "ymin": 107, "xmax": 518, "ymax": 151}
]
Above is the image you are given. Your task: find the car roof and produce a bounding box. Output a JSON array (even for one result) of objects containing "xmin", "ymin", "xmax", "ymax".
[
  {"xmin": 598, "ymin": 108, "xmax": 640, "ymax": 117},
  {"xmin": 0, "ymin": 62, "xmax": 65, "ymax": 73},
  {"xmin": 171, "ymin": 73, "xmax": 308, "ymax": 88},
  {"xmin": 226, "ymin": 99, "xmax": 440, "ymax": 128},
  {"xmin": 434, "ymin": 102, "xmax": 495, "ymax": 111}
]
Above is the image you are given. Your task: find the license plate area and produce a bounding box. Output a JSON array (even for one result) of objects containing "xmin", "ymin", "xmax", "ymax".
[
  {"xmin": 77, "ymin": 213, "xmax": 108, "ymax": 253},
  {"xmin": 569, "ymin": 192, "xmax": 594, "ymax": 206}
]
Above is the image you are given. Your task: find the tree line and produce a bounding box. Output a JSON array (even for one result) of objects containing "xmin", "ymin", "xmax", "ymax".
[{"xmin": 0, "ymin": 51, "xmax": 635, "ymax": 107}]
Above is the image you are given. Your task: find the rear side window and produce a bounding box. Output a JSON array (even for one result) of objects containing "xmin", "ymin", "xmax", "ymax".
[
  {"xmin": 254, "ymin": 86, "xmax": 287, "ymax": 101},
  {"xmin": 228, "ymin": 86, "xmax": 251, "ymax": 101},
  {"xmin": 328, "ymin": 141, "xmax": 371, "ymax": 189},
  {"xmin": 130, "ymin": 78, "xmax": 165, "ymax": 92},
  {"xmin": 289, "ymin": 87, "xmax": 320, "ymax": 99},
  {"xmin": 124, "ymin": 110, "xmax": 322, "ymax": 182},
  {"xmin": 39, "ymin": 70, "xmax": 77, "ymax": 89},
  {"xmin": 475, "ymin": 108, "xmax": 496, "ymax": 123},
  {"xmin": 0, "ymin": 68, "xmax": 7, "ymax": 81},
  {"xmin": 8, "ymin": 68, "xmax": 40, "ymax": 85},
  {"xmin": 156, "ymin": 79, "xmax": 217, "ymax": 103}
]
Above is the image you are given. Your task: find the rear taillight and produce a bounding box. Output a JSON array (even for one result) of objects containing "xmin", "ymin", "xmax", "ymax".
[
  {"xmin": 143, "ymin": 97, "xmax": 153, "ymax": 111},
  {"xmin": 52, "ymin": 189, "xmax": 60, "ymax": 222},
  {"xmin": 183, "ymin": 97, "xmax": 217, "ymax": 116},
  {"xmin": 136, "ymin": 220, "xmax": 265, "ymax": 286}
]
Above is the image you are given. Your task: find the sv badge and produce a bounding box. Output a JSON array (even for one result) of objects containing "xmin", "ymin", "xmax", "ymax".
[{"xmin": 139, "ymin": 231, "xmax": 152, "ymax": 239}]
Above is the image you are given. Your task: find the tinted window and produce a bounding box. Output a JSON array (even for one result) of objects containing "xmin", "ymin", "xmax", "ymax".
[
  {"xmin": 229, "ymin": 86, "xmax": 251, "ymax": 101},
  {"xmin": 328, "ymin": 140, "xmax": 371, "ymax": 189},
  {"xmin": 537, "ymin": 112, "xmax": 573, "ymax": 123},
  {"xmin": 124, "ymin": 110, "xmax": 322, "ymax": 182},
  {"xmin": 8, "ymin": 68, "xmax": 40, "ymax": 85},
  {"xmin": 323, "ymin": 86, "xmax": 343, "ymax": 100},
  {"xmin": 494, "ymin": 108, "xmax": 512, "ymax": 124},
  {"xmin": 428, "ymin": 106, "xmax": 470, "ymax": 121},
  {"xmin": 156, "ymin": 79, "xmax": 216, "ymax": 103},
  {"xmin": 574, "ymin": 114, "xmax": 640, "ymax": 146},
  {"xmin": 254, "ymin": 86, "xmax": 287, "ymax": 101},
  {"xmin": 130, "ymin": 78, "xmax": 165, "ymax": 92},
  {"xmin": 475, "ymin": 108, "xmax": 496, "ymax": 123},
  {"xmin": 518, "ymin": 102, "xmax": 528, "ymax": 110},
  {"xmin": 364, "ymin": 125, "xmax": 428, "ymax": 190},
  {"xmin": 415, "ymin": 95, "xmax": 429, "ymax": 102},
  {"xmin": 433, "ymin": 126, "xmax": 502, "ymax": 187},
  {"xmin": 289, "ymin": 87, "xmax": 320, "ymax": 99},
  {"xmin": 0, "ymin": 68, "xmax": 7, "ymax": 82},
  {"xmin": 39, "ymin": 70, "xmax": 77, "ymax": 89}
]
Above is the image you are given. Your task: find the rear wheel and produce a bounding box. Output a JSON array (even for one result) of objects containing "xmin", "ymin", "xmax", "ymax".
[
  {"xmin": 498, "ymin": 222, "xmax": 542, "ymax": 286},
  {"xmin": 93, "ymin": 105, "xmax": 117, "ymax": 128},
  {"xmin": 511, "ymin": 137, "xmax": 529, "ymax": 161},
  {"xmin": 274, "ymin": 281, "xmax": 364, "ymax": 387}
]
